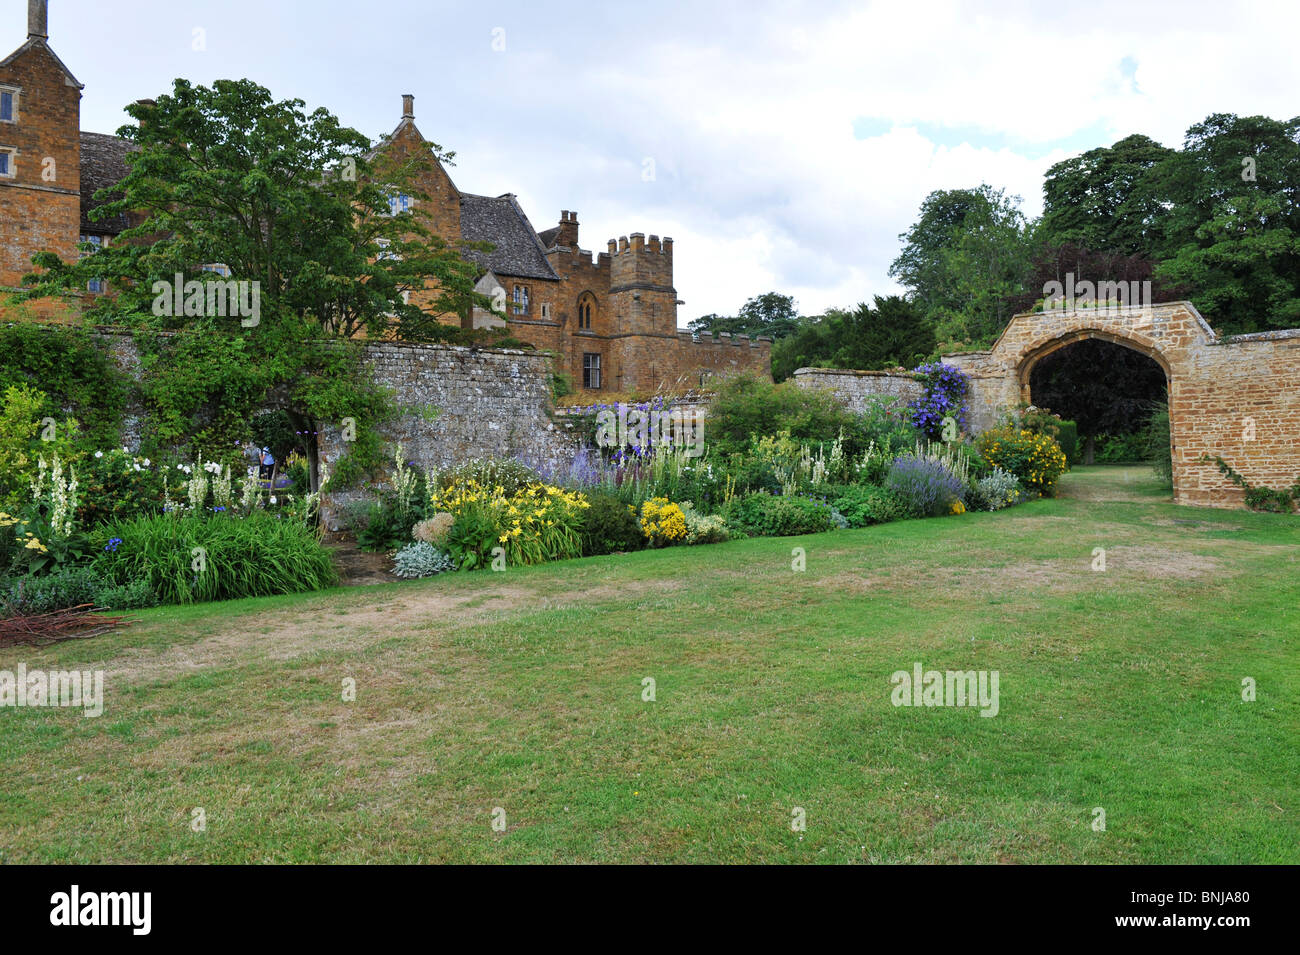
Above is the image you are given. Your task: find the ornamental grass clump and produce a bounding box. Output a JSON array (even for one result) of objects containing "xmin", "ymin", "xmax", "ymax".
[
  {"xmin": 91, "ymin": 512, "xmax": 337, "ymax": 605},
  {"xmin": 885, "ymin": 454, "xmax": 965, "ymax": 517}
]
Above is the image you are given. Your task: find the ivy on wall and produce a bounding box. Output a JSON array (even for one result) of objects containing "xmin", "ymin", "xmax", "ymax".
[{"xmin": 0, "ymin": 323, "xmax": 129, "ymax": 450}]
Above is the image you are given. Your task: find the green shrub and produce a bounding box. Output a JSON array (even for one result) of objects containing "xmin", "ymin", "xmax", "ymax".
[
  {"xmin": 0, "ymin": 323, "xmax": 128, "ymax": 454},
  {"xmin": 1144, "ymin": 403, "xmax": 1172, "ymax": 486},
  {"xmin": 826, "ymin": 484, "xmax": 909, "ymax": 527},
  {"xmin": 579, "ymin": 491, "xmax": 645, "ymax": 556},
  {"xmin": 708, "ymin": 374, "xmax": 868, "ymax": 458},
  {"xmin": 93, "ymin": 577, "xmax": 159, "ymax": 610},
  {"xmin": 444, "ymin": 499, "xmax": 503, "ymax": 570},
  {"xmin": 1094, "ymin": 432, "xmax": 1148, "ymax": 463},
  {"xmin": 347, "ymin": 493, "xmax": 429, "ymax": 552},
  {"xmin": 724, "ymin": 492, "xmax": 837, "ymax": 537},
  {"xmin": 977, "ymin": 426, "xmax": 1069, "ymax": 497},
  {"xmin": 1055, "ymin": 420, "xmax": 1079, "ymax": 465},
  {"xmin": 75, "ymin": 449, "xmax": 167, "ymax": 529},
  {"xmin": 1, "ymin": 565, "xmax": 102, "ymax": 614},
  {"xmin": 856, "ymin": 397, "xmax": 923, "ymax": 456},
  {"xmin": 91, "ymin": 513, "xmax": 338, "ymax": 605}
]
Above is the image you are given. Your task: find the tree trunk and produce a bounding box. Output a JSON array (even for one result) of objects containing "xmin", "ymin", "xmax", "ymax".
[{"xmin": 1083, "ymin": 434, "xmax": 1096, "ymax": 465}]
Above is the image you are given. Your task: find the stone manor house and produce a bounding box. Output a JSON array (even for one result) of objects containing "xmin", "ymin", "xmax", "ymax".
[{"xmin": 0, "ymin": 1, "xmax": 771, "ymax": 394}]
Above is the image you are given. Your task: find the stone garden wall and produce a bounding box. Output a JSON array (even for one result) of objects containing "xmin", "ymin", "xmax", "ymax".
[
  {"xmin": 791, "ymin": 367, "xmax": 922, "ymax": 412},
  {"xmin": 84, "ymin": 331, "xmax": 580, "ymax": 530},
  {"xmin": 313, "ymin": 342, "xmax": 580, "ymax": 529}
]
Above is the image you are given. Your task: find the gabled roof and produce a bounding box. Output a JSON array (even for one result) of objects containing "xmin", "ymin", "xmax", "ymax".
[
  {"xmin": 79, "ymin": 132, "xmax": 134, "ymax": 234},
  {"xmin": 536, "ymin": 226, "xmax": 560, "ymax": 250},
  {"xmin": 459, "ymin": 193, "xmax": 559, "ymax": 281},
  {"xmin": 0, "ymin": 37, "xmax": 82, "ymax": 88}
]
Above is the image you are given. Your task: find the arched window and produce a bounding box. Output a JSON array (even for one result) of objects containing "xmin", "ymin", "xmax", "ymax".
[{"xmin": 577, "ymin": 293, "xmax": 597, "ymax": 330}]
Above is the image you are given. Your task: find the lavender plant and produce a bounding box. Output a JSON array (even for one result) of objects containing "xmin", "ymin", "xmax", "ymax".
[{"xmin": 886, "ymin": 454, "xmax": 965, "ymax": 517}]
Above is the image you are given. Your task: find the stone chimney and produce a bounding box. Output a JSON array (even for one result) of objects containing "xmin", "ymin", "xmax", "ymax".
[
  {"xmin": 402, "ymin": 94, "xmax": 414, "ymax": 119},
  {"xmin": 28, "ymin": 0, "xmax": 48, "ymax": 39},
  {"xmin": 557, "ymin": 210, "xmax": 579, "ymax": 248}
]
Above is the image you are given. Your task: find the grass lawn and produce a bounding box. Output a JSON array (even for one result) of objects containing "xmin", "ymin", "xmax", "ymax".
[{"xmin": 1, "ymin": 465, "xmax": 1296, "ymax": 863}]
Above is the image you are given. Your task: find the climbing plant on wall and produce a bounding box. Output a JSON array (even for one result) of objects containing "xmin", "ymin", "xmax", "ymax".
[{"xmin": 908, "ymin": 362, "xmax": 970, "ymax": 441}]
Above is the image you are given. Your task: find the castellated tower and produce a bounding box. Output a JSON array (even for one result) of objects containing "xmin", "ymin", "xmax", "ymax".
[{"xmin": 606, "ymin": 233, "xmax": 677, "ymax": 337}]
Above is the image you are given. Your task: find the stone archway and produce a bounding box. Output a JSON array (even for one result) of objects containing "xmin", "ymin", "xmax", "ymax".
[
  {"xmin": 943, "ymin": 302, "xmax": 1300, "ymax": 508},
  {"xmin": 1018, "ymin": 330, "xmax": 1171, "ymax": 467}
]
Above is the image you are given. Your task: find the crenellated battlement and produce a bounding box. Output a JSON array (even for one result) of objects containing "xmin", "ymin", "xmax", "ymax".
[
  {"xmin": 608, "ymin": 233, "xmax": 674, "ymax": 257},
  {"xmin": 675, "ymin": 330, "xmax": 772, "ymax": 348}
]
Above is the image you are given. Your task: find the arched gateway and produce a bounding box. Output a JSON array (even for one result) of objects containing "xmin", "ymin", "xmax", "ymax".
[{"xmin": 943, "ymin": 302, "xmax": 1300, "ymax": 508}]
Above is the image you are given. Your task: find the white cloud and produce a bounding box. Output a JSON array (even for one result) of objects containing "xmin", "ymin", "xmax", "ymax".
[{"xmin": 25, "ymin": 0, "xmax": 1300, "ymax": 321}]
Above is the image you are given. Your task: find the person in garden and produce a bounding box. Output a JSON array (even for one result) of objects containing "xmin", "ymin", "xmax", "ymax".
[{"xmin": 258, "ymin": 447, "xmax": 276, "ymax": 482}]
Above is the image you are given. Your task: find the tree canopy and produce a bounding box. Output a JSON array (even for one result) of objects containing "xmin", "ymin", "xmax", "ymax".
[
  {"xmin": 688, "ymin": 292, "xmax": 800, "ymax": 340},
  {"xmin": 11, "ymin": 78, "xmax": 509, "ymax": 480}
]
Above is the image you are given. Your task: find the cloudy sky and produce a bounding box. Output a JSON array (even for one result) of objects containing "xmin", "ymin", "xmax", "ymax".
[{"xmin": 16, "ymin": 0, "xmax": 1300, "ymax": 322}]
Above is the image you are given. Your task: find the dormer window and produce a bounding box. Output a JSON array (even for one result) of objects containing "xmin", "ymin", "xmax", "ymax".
[
  {"xmin": 0, "ymin": 87, "xmax": 17, "ymax": 124},
  {"xmin": 0, "ymin": 147, "xmax": 15, "ymax": 178}
]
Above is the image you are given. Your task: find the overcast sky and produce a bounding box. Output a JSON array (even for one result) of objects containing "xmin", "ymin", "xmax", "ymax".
[{"xmin": 14, "ymin": 0, "xmax": 1300, "ymax": 323}]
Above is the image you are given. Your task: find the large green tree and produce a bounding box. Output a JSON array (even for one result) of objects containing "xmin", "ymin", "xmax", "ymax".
[
  {"xmin": 688, "ymin": 292, "xmax": 800, "ymax": 340},
  {"xmin": 1143, "ymin": 113, "xmax": 1300, "ymax": 332},
  {"xmin": 888, "ymin": 185, "xmax": 1034, "ymax": 347},
  {"xmin": 1040, "ymin": 134, "xmax": 1176, "ymax": 255},
  {"xmin": 14, "ymin": 78, "xmax": 501, "ymax": 482},
  {"xmin": 770, "ymin": 296, "xmax": 934, "ymax": 380}
]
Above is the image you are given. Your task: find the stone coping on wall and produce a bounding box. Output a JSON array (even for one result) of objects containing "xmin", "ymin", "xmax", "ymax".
[
  {"xmin": 1217, "ymin": 327, "xmax": 1300, "ymax": 344},
  {"xmin": 792, "ymin": 366, "xmax": 916, "ymax": 378},
  {"xmin": 552, "ymin": 390, "xmax": 716, "ymax": 415}
]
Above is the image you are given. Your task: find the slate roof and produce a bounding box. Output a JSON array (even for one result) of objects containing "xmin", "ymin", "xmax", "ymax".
[
  {"xmin": 536, "ymin": 226, "xmax": 560, "ymax": 250},
  {"xmin": 458, "ymin": 192, "xmax": 558, "ymax": 281},
  {"xmin": 79, "ymin": 132, "xmax": 134, "ymax": 235}
]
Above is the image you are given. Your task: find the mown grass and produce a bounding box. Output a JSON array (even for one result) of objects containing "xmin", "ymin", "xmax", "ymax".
[{"xmin": 0, "ymin": 466, "xmax": 1295, "ymax": 863}]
